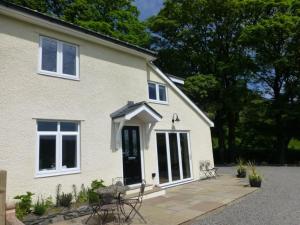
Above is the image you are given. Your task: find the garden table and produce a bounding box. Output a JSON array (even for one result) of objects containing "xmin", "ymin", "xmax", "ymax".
[
  {"xmin": 96, "ymin": 185, "xmax": 129, "ymax": 197},
  {"xmin": 94, "ymin": 185, "xmax": 130, "ymax": 224}
]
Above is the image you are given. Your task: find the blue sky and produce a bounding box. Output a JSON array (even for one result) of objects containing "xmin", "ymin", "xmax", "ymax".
[{"xmin": 134, "ymin": 0, "xmax": 164, "ymax": 20}]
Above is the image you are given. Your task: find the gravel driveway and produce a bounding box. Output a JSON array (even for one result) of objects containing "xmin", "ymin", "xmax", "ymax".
[{"xmin": 192, "ymin": 167, "xmax": 300, "ymax": 225}]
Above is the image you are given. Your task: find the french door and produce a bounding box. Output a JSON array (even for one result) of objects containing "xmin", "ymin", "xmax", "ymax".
[{"xmin": 156, "ymin": 132, "xmax": 192, "ymax": 185}]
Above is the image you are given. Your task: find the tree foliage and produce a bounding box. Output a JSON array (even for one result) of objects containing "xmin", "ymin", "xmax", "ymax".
[
  {"xmin": 149, "ymin": 0, "xmax": 300, "ymax": 163},
  {"xmin": 239, "ymin": 1, "xmax": 300, "ymax": 163},
  {"xmin": 149, "ymin": 0, "xmax": 255, "ymax": 162},
  {"xmin": 7, "ymin": 0, "xmax": 150, "ymax": 46}
]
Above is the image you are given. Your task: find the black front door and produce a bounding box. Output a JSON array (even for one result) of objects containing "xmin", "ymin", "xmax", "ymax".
[{"xmin": 122, "ymin": 126, "xmax": 142, "ymax": 185}]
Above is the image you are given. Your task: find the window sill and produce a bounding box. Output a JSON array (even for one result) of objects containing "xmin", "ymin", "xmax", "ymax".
[
  {"xmin": 148, "ymin": 99, "xmax": 169, "ymax": 105},
  {"xmin": 38, "ymin": 71, "xmax": 80, "ymax": 81},
  {"xmin": 35, "ymin": 169, "xmax": 80, "ymax": 178}
]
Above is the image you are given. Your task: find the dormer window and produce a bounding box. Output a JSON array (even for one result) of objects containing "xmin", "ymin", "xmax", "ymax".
[
  {"xmin": 148, "ymin": 82, "xmax": 168, "ymax": 104},
  {"xmin": 39, "ymin": 36, "xmax": 79, "ymax": 80}
]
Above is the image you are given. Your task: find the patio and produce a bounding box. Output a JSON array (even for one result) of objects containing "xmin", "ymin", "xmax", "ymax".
[{"xmin": 51, "ymin": 174, "xmax": 257, "ymax": 225}]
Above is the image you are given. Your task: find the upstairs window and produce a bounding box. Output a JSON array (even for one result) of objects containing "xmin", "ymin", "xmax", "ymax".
[
  {"xmin": 148, "ymin": 82, "xmax": 168, "ymax": 104},
  {"xmin": 39, "ymin": 36, "xmax": 79, "ymax": 80},
  {"xmin": 36, "ymin": 121, "xmax": 80, "ymax": 177}
]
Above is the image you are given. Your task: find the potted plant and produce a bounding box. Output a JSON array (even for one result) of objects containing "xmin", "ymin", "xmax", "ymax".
[
  {"xmin": 236, "ymin": 158, "xmax": 247, "ymax": 178},
  {"xmin": 248, "ymin": 161, "xmax": 262, "ymax": 187}
]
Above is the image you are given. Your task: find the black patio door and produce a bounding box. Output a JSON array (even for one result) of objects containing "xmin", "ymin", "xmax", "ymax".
[{"xmin": 122, "ymin": 126, "xmax": 142, "ymax": 185}]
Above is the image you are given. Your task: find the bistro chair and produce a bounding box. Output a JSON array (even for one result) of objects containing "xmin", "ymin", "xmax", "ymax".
[
  {"xmin": 98, "ymin": 192, "xmax": 120, "ymax": 224},
  {"xmin": 199, "ymin": 160, "xmax": 218, "ymax": 179},
  {"xmin": 86, "ymin": 186, "xmax": 121, "ymax": 225},
  {"xmin": 85, "ymin": 188, "xmax": 103, "ymax": 224},
  {"xmin": 85, "ymin": 201, "xmax": 101, "ymax": 224},
  {"xmin": 121, "ymin": 180, "xmax": 147, "ymax": 223}
]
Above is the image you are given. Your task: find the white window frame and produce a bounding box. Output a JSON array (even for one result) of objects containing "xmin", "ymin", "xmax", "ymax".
[
  {"xmin": 155, "ymin": 131, "xmax": 193, "ymax": 187},
  {"xmin": 36, "ymin": 121, "xmax": 80, "ymax": 178},
  {"xmin": 38, "ymin": 36, "xmax": 80, "ymax": 80},
  {"xmin": 147, "ymin": 81, "xmax": 168, "ymax": 104}
]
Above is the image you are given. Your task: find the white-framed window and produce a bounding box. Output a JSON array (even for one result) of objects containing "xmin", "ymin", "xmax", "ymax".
[
  {"xmin": 36, "ymin": 121, "xmax": 80, "ymax": 177},
  {"xmin": 39, "ymin": 36, "xmax": 79, "ymax": 80},
  {"xmin": 148, "ymin": 82, "xmax": 168, "ymax": 104}
]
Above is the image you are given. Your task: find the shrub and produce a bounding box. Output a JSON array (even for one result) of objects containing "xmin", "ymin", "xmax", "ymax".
[
  {"xmin": 14, "ymin": 192, "xmax": 34, "ymax": 220},
  {"xmin": 55, "ymin": 184, "xmax": 62, "ymax": 207},
  {"xmin": 91, "ymin": 179, "xmax": 105, "ymax": 190},
  {"xmin": 249, "ymin": 173, "xmax": 262, "ymax": 182},
  {"xmin": 248, "ymin": 161, "xmax": 262, "ymax": 187},
  {"xmin": 45, "ymin": 196, "xmax": 54, "ymax": 208},
  {"xmin": 75, "ymin": 184, "xmax": 89, "ymax": 204},
  {"xmin": 59, "ymin": 193, "xmax": 73, "ymax": 207},
  {"xmin": 15, "ymin": 204, "xmax": 27, "ymax": 220},
  {"xmin": 236, "ymin": 158, "xmax": 247, "ymax": 178},
  {"xmin": 55, "ymin": 183, "xmax": 73, "ymax": 207},
  {"xmin": 33, "ymin": 197, "xmax": 47, "ymax": 216},
  {"xmin": 87, "ymin": 189, "xmax": 99, "ymax": 204},
  {"xmin": 88, "ymin": 179, "xmax": 105, "ymax": 204}
]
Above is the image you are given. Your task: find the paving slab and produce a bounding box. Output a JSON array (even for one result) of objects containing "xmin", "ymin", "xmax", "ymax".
[{"xmin": 50, "ymin": 174, "xmax": 257, "ymax": 225}]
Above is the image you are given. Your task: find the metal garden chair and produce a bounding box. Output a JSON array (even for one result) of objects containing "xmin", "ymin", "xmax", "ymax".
[
  {"xmin": 121, "ymin": 180, "xmax": 147, "ymax": 223},
  {"xmin": 199, "ymin": 160, "xmax": 218, "ymax": 179}
]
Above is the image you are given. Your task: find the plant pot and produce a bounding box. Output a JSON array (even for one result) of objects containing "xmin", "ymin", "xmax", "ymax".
[
  {"xmin": 237, "ymin": 170, "xmax": 246, "ymax": 178},
  {"xmin": 249, "ymin": 179, "xmax": 262, "ymax": 187}
]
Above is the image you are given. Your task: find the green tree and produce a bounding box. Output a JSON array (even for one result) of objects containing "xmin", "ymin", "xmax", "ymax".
[
  {"xmin": 149, "ymin": 0, "xmax": 254, "ymax": 162},
  {"xmin": 239, "ymin": 2, "xmax": 300, "ymax": 163},
  {"xmin": 7, "ymin": 0, "xmax": 150, "ymax": 46}
]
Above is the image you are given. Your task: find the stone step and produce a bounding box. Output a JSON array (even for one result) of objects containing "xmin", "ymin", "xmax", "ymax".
[
  {"xmin": 125, "ymin": 186, "xmax": 166, "ymax": 200},
  {"xmin": 125, "ymin": 184, "xmax": 153, "ymax": 195}
]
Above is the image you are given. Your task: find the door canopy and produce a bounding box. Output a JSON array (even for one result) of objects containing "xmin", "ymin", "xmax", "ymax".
[
  {"xmin": 111, "ymin": 101, "xmax": 162, "ymax": 123},
  {"xmin": 111, "ymin": 101, "xmax": 162, "ymax": 150}
]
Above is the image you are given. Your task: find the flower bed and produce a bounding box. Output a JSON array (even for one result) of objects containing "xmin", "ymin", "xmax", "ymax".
[
  {"xmin": 22, "ymin": 205, "xmax": 92, "ymax": 225},
  {"xmin": 14, "ymin": 179, "xmax": 105, "ymax": 225}
]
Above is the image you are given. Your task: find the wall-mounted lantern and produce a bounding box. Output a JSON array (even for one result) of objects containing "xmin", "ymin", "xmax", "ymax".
[{"xmin": 172, "ymin": 113, "xmax": 180, "ymax": 123}]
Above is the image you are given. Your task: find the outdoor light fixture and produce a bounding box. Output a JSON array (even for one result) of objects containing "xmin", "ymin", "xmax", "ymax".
[{"xmin": 172, "ymin": 113, "xmax": 180, "ymax": 123}]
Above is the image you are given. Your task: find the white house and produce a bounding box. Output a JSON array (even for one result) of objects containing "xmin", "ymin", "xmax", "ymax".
[{"xmin": 0, "ymin": 1, "xmax": 214, "ymax": 204}]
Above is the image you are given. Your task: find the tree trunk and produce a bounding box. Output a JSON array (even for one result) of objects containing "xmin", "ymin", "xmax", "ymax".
[
  {"xmin": 215, "ymin": 111, "xmax": 226, "ymax": 164},
  {"xmin": 275, "ymin": 114, "xmax": 286, "ymax": 164},
  {"xmin": 228, "ymin": 111, "xmax": 238, "ymax": 163},
  {"xmin": 273, "ymin": 74, "xmax": 287, "ymax": 164}
]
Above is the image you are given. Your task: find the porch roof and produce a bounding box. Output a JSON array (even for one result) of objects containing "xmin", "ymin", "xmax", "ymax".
[{"xmin": 111, "ymin": 101, "xmax": 162, "ymax": 123}]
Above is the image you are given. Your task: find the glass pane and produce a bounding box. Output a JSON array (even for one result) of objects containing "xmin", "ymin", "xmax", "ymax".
[
  {"xmin": 156, "ymin": 133, "xmax": 169, "ymax": 184},
  {"xmin": 39, "ymin": 135, "xmax": 56, "ymax": 171},
  {"xmin": 60, "ymin": 122, "xmax": 78, "ymax": 131},
  {"xmin": 62, "ymin": 135, "xmax": 77, "ymax": 169},
  {"xmin": 41, "ymin": 38, "xmax": 57, "ymax": 72},
  {"xmin": 159, "ymin": 85, "xmax": 166, "ymax": 101},
  {"xmin": 132, "ymin": 129, "xmax": 137, "ymax": 156},
  {"xmin": 62, "ymin": 43, "xmax": 76, "ymax": 76},
  {"xmin": 180, "ymin": 133, "xmax": 191, "ymax": 179},
  {"xmin": 148, "ymin": 83, "xmax": 157, "ymax": 100},
  {"xmin": 123, "ymin": 129, "xmax": 129, "ymax": 157},
  {"xmin": 38, "ymin": 121, "xmax": 57, "ymax": 131},
  {"xmin": 169, "ymin": 133, "xmax": 180, "ymax": 181}
]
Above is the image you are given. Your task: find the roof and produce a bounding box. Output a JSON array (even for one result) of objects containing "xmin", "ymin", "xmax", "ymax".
[
  {"xmin": 166, "ymin": 73, "xmax": 185, "ymax": 85},
  {"xmin": 111, "ymin": 101, "xmax": 162, "ymax": 120},
  {"xmin": 0, "ymin": 0, "xmax": 157, "ymax": 58}
]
